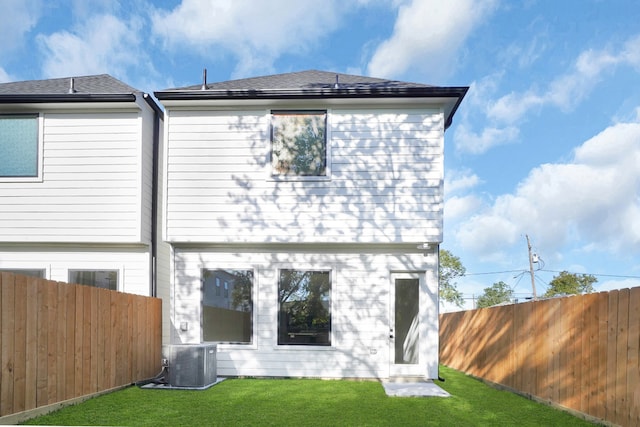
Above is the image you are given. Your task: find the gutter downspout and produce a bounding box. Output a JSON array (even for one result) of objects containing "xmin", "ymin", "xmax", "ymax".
[
  {"xmin": 142, "ymin": 93, "xmax": 163, "ymax": 298},
  {"xmin": 436, "ymin": 243, "xmax": 445, "ymax": 382}
]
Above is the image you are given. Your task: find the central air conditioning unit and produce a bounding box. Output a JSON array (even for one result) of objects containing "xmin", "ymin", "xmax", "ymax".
[{"xmin": 162, "ymin": 344, "xmax": 217, "ymax": 389}]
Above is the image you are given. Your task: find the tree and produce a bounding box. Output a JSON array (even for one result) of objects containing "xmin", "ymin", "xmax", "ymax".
[
  {"xmin": 439, "ymin": 249, "xmax": 465, "ymax": 307},
  {"xmin": 544, "ymin": 271, "xmax": 597, "ymax": 297},
  {"xmin": 476, "ymin": 281, "xmax": 513, "ymax": 308},
  {"xmin": 278, "ymin": 270, "xmax": 330, "ymax": 332},
  {"xmin": 229, "ymin": 270, "xmax": 254, "ymax": 312}
]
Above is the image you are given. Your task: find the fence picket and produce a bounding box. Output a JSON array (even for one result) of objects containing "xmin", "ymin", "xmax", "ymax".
[
  {"xmin": 12, "ymin": 274, "xmax": 27, "ymax": 413},
  {"xmin": 24, "ymin": 277, "xmax": 38, "ymax": 411},
  {"xmin": 595, "ymin": 292, "xmax": 608, "ymax": 421},
  {"xmin": 1, "ymin": 273, "xmax": 16, "ymax": 416},
  {"xmin": 46, "ymin": 281, "xmax": 58, "ymax": 405},
  {"xmin": 605, "ymin": 290, "xmax": 619, "ymax": 422},
  {"xmin": 35, "ymin": 278, "xmax": 48, "ymax": 407},
  {"xmin": 74, "ymin": 285, "xmax": 84, "ymax": 397},
  {"xmin": 627, "ymin": 287, "xmax": 640, "ymax": 427},
  {"xmin": 615, "ymin": 289, "xmax": 630, "ymax": 426}
]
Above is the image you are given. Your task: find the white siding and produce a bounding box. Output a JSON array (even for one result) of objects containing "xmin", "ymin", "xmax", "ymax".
[
  {"xmin": 0, "ymin": 244, "xmax": 150, "ymax": 295},
  {"xmin": 171, "ymin": 246, "xmax": 439, "ymax": 379},
  {"xmin": 0, "ymin": 111, "xmax": 146, "ymax": 243},
  {"xmin": 153, "ymin": 119, "xmax": 173, "ymax": 344},
  {"xmin": 164, "ymin": 108, "xmax": 444, "ymax": 244},
  {"xmin": 140, "ymin": 108, "xmax": 157, "ymax": 244}
]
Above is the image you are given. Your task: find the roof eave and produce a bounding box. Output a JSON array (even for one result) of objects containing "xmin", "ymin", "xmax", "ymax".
[
  {"xmin": 0, "ymin": 93, "xmax": 137, "ymax": 103},
  {"xmin": 155, "ymin": 86, "xmax": 468, "ymax": 129},
  {"xmin": 444, "ymin": 86, "xmax": 468, "ymax": 130},
  {"xmin": 154, "ymin": 86, "xmax": 468, "ymax": 101}
]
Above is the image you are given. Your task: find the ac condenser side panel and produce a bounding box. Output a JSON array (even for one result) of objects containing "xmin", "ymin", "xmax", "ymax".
[{"xmin": 162, "ymin": 344, "xmax": 217, "ymax": 388}]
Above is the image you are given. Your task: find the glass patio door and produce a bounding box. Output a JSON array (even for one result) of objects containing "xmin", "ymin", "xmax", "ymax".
[{"xmin": 390, "ymin": 274, "xmax": 421, "ymax": 377}]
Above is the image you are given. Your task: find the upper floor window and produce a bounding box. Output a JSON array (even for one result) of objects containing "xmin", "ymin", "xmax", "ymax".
[
  {"xmin": 271, "ymin": 110, "xmax": 327, "ymax": 177},
  {"xmin": 0, "ymin": 114, "xmax": 39, "ymax": 178}
]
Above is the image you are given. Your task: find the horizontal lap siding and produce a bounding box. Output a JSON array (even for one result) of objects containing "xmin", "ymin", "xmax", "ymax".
[
  {"xmin": 172, "ymin": 248, "xmax": 438, "ymax": 378},
  {"xmin": 140, "ymin": 110, "xmax": 158, "ymax": 246},
  {"xmin": 0, "ymin": 112, "xmax": 144, "ymax": 243},
  {"xmin": 0, "ymin": 246, "xmax": 150, "ymax": 295},
  {"xmin": 165, "ymin": 108, "xmax": 444, "ymax": 244}
]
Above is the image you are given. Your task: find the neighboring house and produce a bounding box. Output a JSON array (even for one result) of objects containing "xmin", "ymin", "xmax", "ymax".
[
  {"xmin": 0, "ymin": 74, "xmax": 164, "ymax": 297},
  {"xmin": 155, "ymin": 70, "xmax": 467, "ymax": 379}
]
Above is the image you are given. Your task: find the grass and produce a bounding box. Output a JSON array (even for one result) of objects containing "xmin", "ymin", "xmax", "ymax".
[{"xmin": 23, "ymin": 366, "xmax": 595, "ymax": 426}]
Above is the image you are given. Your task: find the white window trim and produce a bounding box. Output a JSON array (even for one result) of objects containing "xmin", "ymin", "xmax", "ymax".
[
  {"xmin": 200, "ymin": 266, "xmax": 259, "ymax": 350},
  {"xmin": 266, "ymin": 109, "xmax": 332, "ymax": 182},
  {"xmin": 0, "ymin": 113, "xmax": 44, "ymax": 182},
  {"xmin": 274, "ymin": 265, "xmax": 335, "ymax": 350}
]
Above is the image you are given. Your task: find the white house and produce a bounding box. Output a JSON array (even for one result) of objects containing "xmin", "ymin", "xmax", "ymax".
[
  {"xmin": 155, "ymin": 70, "xmax": 467, "ymax": 379},
  {"xmin": 0, "ymin": 75, "xmax": 165, "ymax": 297}
]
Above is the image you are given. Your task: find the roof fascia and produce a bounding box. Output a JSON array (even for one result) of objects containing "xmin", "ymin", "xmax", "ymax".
[
  {"xmin": 0, "ymin": 93, "xmax": 137, "ymax": 103},
  {"xmin": 154, "ymin": 86, "xmax": 468, "ymax": 101},
  {"xmin": 157, "ymin": 86, "xmax": 468, "ymax": 129}
]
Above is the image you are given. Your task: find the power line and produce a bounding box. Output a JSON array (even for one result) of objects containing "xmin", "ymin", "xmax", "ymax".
[
  {"xmin": 463, "ymin": 269, "xmax": 527, "ymax": 276},
  {"xmin": 463, "ymin": 269, "xmax": 640, "ymax": 280},
  {"xmin": 540, "ymin": 270, "xmax": 640, "ymax": 280}
]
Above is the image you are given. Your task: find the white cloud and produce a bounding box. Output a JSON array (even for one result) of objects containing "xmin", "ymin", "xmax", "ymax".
[
  {"xmin": 444, "ymin": 195, "xmax": 483, "ymax": 222},
  {"xmin": 445, "ymin": 169, "xmax": 481, "ymax": 193},
  {"xmin": 453, "ymin": 119, "xmax": 640, "ymax": 258},
  {"xmin": 0, "ymin": 67, "xmax": 12, "ymax": 83},
  {"xmin": 0, "ymin": 0, "xmax": 42, "ymax": 56},
  {"xmin": 458, "ymin": 33, "xmax": 640, "ymax": 154},
  {"xmin": 367, "ymin": 0, "xmax": 497, "ymax": 81},
  {"xmin": 37, "ymin": 13, "xmax": 152, "ymax": 83},
  {"xmin": 151, "ymin": 0, "xmax": 343, "ymax": 78},
  {"xmin": 511, "ymin": 33, "xmax": 548, "ymax": 69},
  {"xmin": 453, "ymin": 123, "xmax": 519, "ymax": 154},
  {"xmin": 490, "ymin": 35, "xmax": 640, "ymax": 124},
  {"xmin": 597, "ymin": 278, "xmax": 640, "ymax": 293},
  {"xmin": 444, "ymin": 169, "xmax": 483, "ymax": 226},
  {"xmin": 622, "ymin": 35, "xmax": 640, "ymax": 69},
  {"xmin": 451, "ymin": 74, "xmax": 525, "ymax": 154}
]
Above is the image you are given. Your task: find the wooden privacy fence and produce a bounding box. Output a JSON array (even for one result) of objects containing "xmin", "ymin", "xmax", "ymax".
[
  {"xmin": 440, "ymin": 287, "xmax": 640, "ymax": 427},
  {"xmin": 0, "ymin": 273, "xmax": 162, "ymax": 418}
]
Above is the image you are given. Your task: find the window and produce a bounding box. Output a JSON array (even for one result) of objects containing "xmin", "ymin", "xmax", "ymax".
[
  {"xmin": 0, "ymin": 268, "xmax": 45, "ymax": 279},
  {"xmin": 0, "ymin": 114, "xmax": 39, "ymax": 178},
  {"xmin": 68, "ymin": 270, "xmax": 118, "ymax": 290},
  {"xmin": 278, "ymin": 269, "xmax": 331, "ymax": 346},
  {"xmin": 202, "ymin": 269, "xmax": 253, "ymax": 344},
  {"xmin": 271, "ymin": 110, "xmax": 327, "ymax": 177}
]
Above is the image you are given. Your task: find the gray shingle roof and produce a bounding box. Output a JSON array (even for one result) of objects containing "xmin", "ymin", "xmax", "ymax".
[
  {"xmin": 0, "ymin": 74, "xmax": 139, "ymax": 95},
  {"xmin": 165, "ymin": 70, "xmax": 433, "ymax": 92}
]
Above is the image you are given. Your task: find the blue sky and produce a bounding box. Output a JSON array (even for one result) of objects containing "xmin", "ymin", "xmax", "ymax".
[{"xmin": 2, "ymin": 0, "xmax": 640, "ymax": 309}]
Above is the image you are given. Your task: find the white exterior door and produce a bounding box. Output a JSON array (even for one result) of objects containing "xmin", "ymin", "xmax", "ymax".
[{"xmin": 390, "ymin": 273, "xmax": 423, "ymax": 377}]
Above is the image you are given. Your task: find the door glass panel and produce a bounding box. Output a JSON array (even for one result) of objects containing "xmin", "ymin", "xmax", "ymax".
[{"xmin": 395, "ymin": 278, "xmax": 419, "ymax": 364}]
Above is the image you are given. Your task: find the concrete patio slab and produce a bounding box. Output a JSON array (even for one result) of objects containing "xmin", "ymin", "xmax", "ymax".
[{"xmin": 382, "ymin": 381, "xmax": 450, "ymax": 397}]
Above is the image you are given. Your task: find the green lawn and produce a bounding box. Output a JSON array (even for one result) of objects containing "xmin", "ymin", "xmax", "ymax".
[{"xmin": 23, "ymin": 366, "xmax": 595, "ymax": 426}]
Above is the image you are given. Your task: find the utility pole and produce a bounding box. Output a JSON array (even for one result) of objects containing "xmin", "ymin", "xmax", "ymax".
[{"xmin": 526, "ymin": 234, "xmax": 537, "ymax": 300}]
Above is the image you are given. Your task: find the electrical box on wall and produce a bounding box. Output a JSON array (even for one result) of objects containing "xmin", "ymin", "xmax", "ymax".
[{"xmin": 162, "ymin": 344, "xmax": 217, "ymax": 389}]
